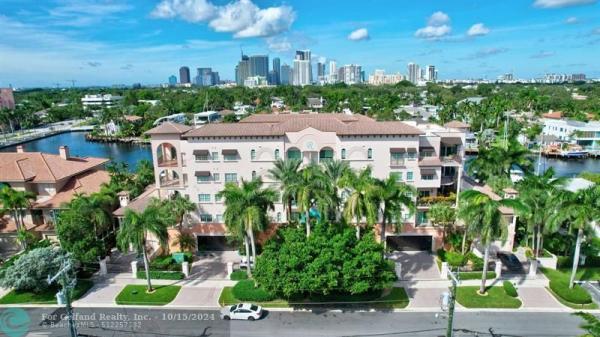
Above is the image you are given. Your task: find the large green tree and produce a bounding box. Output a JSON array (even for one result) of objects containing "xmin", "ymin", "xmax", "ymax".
[
  {"xmin": 340, "ymin": 167, "xmax": 379, "ymax": 239},
  {"xmin": 296, "ymin": 164, "xmax": 333, "ymax": 236},
  {"xmin": 268, "ymin": 159, "xmax": 301, "ymax": 222},
  {"xmin": 375, "ymin": 176, "xmax": 415, "ymax": 246},
  {"xmin": 0, "ymin": 186, "xmax": 36, "ymax": 249}
]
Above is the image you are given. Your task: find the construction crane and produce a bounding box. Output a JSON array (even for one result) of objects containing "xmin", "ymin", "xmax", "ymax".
[{"xmin": 66, "ymin": 79, "xmax": 77, "ymax": 88}]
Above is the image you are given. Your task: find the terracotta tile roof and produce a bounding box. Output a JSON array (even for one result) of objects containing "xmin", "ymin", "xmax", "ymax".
[
  {"xmin": 473, "ymin": 185, "xmax": 514, "ymax": 215},
  {"xmin": 145, "ymin": 122, "xmax": 192, "ymax": 135},
  {"xmin": 124, "ymin": 115, "xmax": 143, "ymax": 122},
  {"xmin": 444, "ymin": 121, "xmax": 471, "ymax": 128},
  {"xmin": 34, "ymin": 169, "xmax": 110, "ymax": 209},
  {"xmin": 0, "ymin": 152, "xmax": 108, "ymax": 183},
  {"xmin": 113, "ymin": 186, "xmax": 159, "ymax": 217},
  {"xmin": 183, "ymin": 113, "xmax": 424, "ymax": 138},
  {"xmin": 542, "ymin": 111, "xmax": 562, "ymax": 119}
]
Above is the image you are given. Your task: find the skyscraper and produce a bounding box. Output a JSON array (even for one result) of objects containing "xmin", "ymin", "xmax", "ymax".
[
  {"xmin": 293, "ymin": 50, "xmax": 312, "ymax": 86},
  {"xmin": 179, "ymin": 66, "xmax": 191, "ymax": 84},
  {"xmin": 280, "ymin": 64, "xmax": 292, "ymax": 85},
  {"xmin": 328, "ymin": 60, "xmax": 337, "ymax": 84},
  {"xmin": 427, "ymin": 65, "xmax": 436, "ymax": 82},
  {"xmin": 211, "ymin": 72, "xmax": 220, "ymax": 85},
  {"xmin": 196, "ymin": 68, "xmax": 214, "ymax": 86},
  {"xmin": 338, "ymin": 64, "xmax": 362, "ymax": 85},
  {"xmin": 272, "ymin": 57, "xmax": 281, "ymax": 85},
  {"xmin": 407, "ymin": 63, "xmax": 420, "ymax": 84},
  {"xmin": 249, "ymin": 55, "xmax": 269, "ymax": 78},
  {"xmin": 168, "ymin": 75, "xmax": 177, "ymax": 86},
  {"xmin": 235, "ymin": 54, "xmax": 250, "ymax": 85},
  {"xmin": 317, "ymin": 62, "xmax": 326, "ymax": 82}
]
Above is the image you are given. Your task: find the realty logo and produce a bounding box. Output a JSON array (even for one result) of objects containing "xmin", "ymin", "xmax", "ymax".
[{"xmin": 0, "ymin": 308, "xmax": 30, "ymax": 337}]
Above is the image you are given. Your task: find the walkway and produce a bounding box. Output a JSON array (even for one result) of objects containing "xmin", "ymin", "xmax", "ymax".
[
  {"xmin": 388, "ymin": 251, "xmax": 441, "ymax": 280},
  {"xmin": 518, "ymin": 287, "xmax": 565, "ymax": 310}
]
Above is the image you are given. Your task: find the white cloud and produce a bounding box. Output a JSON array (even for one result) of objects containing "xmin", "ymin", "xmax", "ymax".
[
  {"xmin": 47, "ymin": 0, "xmax": 132, "ymax": 27},
  {"xmin": 531, "ymin": 50, "xmax": 556, "ymax": 58},
  {"xmin": 533, "ymin": 0, "xmax": 597, "ymax": 8},
  {"xmin": 463, "ymin": 47, "xmax": 509, "ymax": 60},
  {"xmin": 467, "ymin": 23, "xmax": 490, "ymax": 37},
  {"xmin": 565, "ymin": 16, "xmax": 579, "ymax": 24},
  {"xmin": 415, "ymin": 12, "xmax": 451, "ymax": 40},
  {"xmin": 151, "ymin": 0, "xmax": 295, "ymax": 38},
  {"xmin": 348, "ymin": 28, "xmax": 369, "ymax": 41},
  {"xmin": 266, "ymin": 36, "xmax": 292, "ymax": 52}
]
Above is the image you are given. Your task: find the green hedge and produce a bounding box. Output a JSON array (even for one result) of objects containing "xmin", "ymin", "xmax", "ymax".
[
  {"xmin": 548, "ymin": 279, "xmax": 592, "ymax": 305},
  {"xmin": 446, "ymin": 252, "xmax": 467, "ymax": 267},
  {"xmin": 136, "ymin": 270, "xmax": 184, "ymax": 280},
  {"xmin": 458, "ymin": 271, "xmax": 496, "ymax": 280},
  {"xmin": 232, "ymin": 280, "xmax": 275, "ymax": 302},
  {"xmin": 503, "ymin": 281, "xmax": 518, "ymax": 298},
  {"xmin": 557, "ymin": 255, "xmax": 600, "ymax": 269},
  {"xmin": 230, "ymin": 270, "xmax": 248, "ymax": 281}
]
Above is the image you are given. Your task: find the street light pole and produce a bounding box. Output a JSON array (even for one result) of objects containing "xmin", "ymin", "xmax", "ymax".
[
  {"xmin": 442, "ymin": 268, "xmax": 460, "ymax": 337},
  {"xmin": 48, "ymin": 261, "xmax": 78, "ymax": 337}
]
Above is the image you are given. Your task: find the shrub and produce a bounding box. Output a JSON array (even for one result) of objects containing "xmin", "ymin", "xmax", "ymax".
[
  {"xmin": 446, "ymin": 252, "xmax": 467, "ymax": 267},
  {"xmin": 136, "ymin": 270, "xmax": 184, "ymax": 280},
  {"xmin": 548, "ymin": 278, "xmax": 592, "ymax": 305},
  {"xmin": 232, "ymin": 280, "xmax": 275, "ymax": 302},
  {"xmin": 230, "ymin": 270, "xmax": 248, "ymax": 281},
  {"xmin": 466, "ymin": 252, "xmax": 484, "ymax": 271},
  {"xmin": 0, "ymin": 247, "xmax": 71, "ymax": 293},
  {"xmin": 437, "ymin": 248, "xmax": 447, "ymax": 261},
  {"xmin": 503, "ymin": 281, "xmax": 518, "ymax": 297},
  {"xmin": 458, "ymin": 271, "xmax": 496, "ymax": 280}
]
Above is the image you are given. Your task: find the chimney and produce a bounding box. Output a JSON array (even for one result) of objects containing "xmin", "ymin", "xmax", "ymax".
[
  {"xmin": 16, "ymin": 145, "xmax": 24, "ymax": 153},
  {"xmin": 59, "ymin": 146, "xmax": 69, "ymax": 160},
  {"xmin": 118, "ymin": 191, "xmax": 130, "ymax": 207}
]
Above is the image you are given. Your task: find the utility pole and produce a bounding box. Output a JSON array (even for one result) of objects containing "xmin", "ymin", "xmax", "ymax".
[
  {"xmin": 440, "ymin": 268, "xmax": 460, "ymax": 337},
  {"xmin": 48, "ymin": 261, "xmax": 78, "ymax": 337}
]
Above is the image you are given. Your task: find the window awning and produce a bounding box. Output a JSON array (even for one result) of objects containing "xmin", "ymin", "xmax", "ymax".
[
  {"xmin": 419, "ymin": 146, "xmax": 434, "ymax": 150},
  {"xmin": 193, "ymin": 149, "xmax": 210, "ymax": 156},
  {"xmin": 420, "ymin": 169, "xmax": 437, "ymax": 175},
  {"xmin": 442, "ymin": 137, "xmax": 463, "ymax": 145},
  {"xmin": 406, "ymin": 148, "xmax": 417, "ymax": 152},
  {"xmin": 390, "ymin": 148, "xmax": 405, "ymax": 153},
  {"xmin": 195, "ymin": 171, "xmax": 211, "ymax": 177},
  {"xmin": 221, "ymin": 149, "xmax": 238, "ymax": 155}
]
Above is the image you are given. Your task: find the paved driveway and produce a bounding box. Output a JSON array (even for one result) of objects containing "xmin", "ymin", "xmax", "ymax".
[
  {"xmin": 388, "ymin": 251, "xmax": 441, "ymax": 281},
  {"xmin": 190, "ymin": 251, "xmax": 239, "ymax": 280},
  {"xmin": 167, "ymin": 287, "xmax": 221, "ymax": 308},
  {"xmin": 73, "ymin": 283, "xmax": 123, "ymax": 306},
  {"xmin": 518, "ymin": 287, "xmax": 565, "ymax": 309},
  {"xmin": 406, "ymin": 287, "xmax": 446, "ymax": 308}
]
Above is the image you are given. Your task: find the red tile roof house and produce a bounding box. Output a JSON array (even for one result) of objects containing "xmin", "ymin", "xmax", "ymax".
[{"xmin": 0, "ymin": 145, "xmax": 110, "ymax": 254}]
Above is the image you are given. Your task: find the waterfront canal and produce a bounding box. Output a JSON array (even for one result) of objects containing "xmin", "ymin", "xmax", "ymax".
[
  {"xmin": 1, "ymin": 131, "xmax": 598, "ymax": 177},
  {"xmin": 0, "ymin": 131, "xmax": 152, "ymax": 171}
]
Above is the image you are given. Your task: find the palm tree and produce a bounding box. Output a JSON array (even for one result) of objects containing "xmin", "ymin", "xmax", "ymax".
[
  {"xmin": 169, "ymin": 194, "xmax": 196, "ymax": 251},
  {"xmin": 322, "ymin": 159, "xmax": 350, "ymax": 220},
  {"xmin": 116, "ymin": 199, "xmax": 171, "ymax": 292},
  {"xmin": 516, "ymin": 168, "xmax": 566, "ymax": 257},
  {"xmin": 339, "ymin": 167, "xmax": 379, "ymax": 239},
  {"xmin": 174, "ymin": 232, "xmax": 197, "ymax": 252},
  {"xmin": 548, "ymin": 186, "xmax": 600, "ymax": 288},
  {"xmin": 296, "ymin": 164, "xmax": 332, "ymax": 236},
  {"xmin": 268, "ymin": 159, "xmax": 301, "ymax": 222},
  {"xmin": 217, "ymin": 178, "xmax": 278, "ymax": 277},
  {"xmin": 468, "ymin": 141, "xmax": 532, "ymax": 183},
  {"xmin": 428, "ymin": 202, "xmax": 456, "ymax": 245},
  {"xmin": 375, "ymin": 176, "xmax": 415, "ymax": 247},
  {"xmin": 458, "ymin": 189, "xmax": 525, "ymax": 294},
  {"xmin": 0, "ymin": 186, "xmax": 36, "ymax": 249}
]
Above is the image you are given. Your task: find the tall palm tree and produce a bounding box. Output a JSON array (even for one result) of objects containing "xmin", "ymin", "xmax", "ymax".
[
  {"xmin": 169, "ymin": 194, "xmax": 197, "ymax": 251},
  {"xmin": 468, "ymin": 141, "xmax": 532, "ymax": 183},
  {"xmin": 217, "ymin": 178, "xmax": 278, "ymax": 277},
  {"xmin": 428, "ymin": 202, "xmax": 456, "ymax": 245},
  {"xmin": 548, "ymin": 185, "xmax": 600, "ymax": 288},
  {"xmin": 516, "ymin": 168, "xmax": 566, "ymax": 257},
  {"xmin": 375, "ymin": 176, "xmax": 415, "ymax": 246},
  {"xmin": 322, "ymin": 159, "xmax": 350, "ymax": 220},
  {"xmin": 458, "ymin": 189, "xmax": 525, "ymax": 294},
  {"xmin": 116, "ymin": 199, "xmax": 172, "ymax": 292},
  {"xmin": 296, "ymin": 164, "xmax": 332, "ymax": 237},
  {"xmin": 0, "ymin": 186, "xmax": 36, "ymax": 249},
  {"xmin": 268, "ymin": 159, "xmax": 301, "ymax": 222},
  {"xmin": 340, "ymin": 167, "xmax": 379, "ymax": 239}
]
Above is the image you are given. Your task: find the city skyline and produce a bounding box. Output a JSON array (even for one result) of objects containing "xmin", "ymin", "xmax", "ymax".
[{"xmin": 1, "ymin": 0, "xmax": 600, "ymax": 87}]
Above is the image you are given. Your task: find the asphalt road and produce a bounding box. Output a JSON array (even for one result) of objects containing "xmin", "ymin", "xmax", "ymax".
[{"xmin": 4, "ymin": 307, "xmax": 589, "ymax": 337}]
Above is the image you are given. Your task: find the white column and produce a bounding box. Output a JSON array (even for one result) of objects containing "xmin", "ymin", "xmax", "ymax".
[
  {"xmin": 227, "ymin": 262, "xmax": 234, "ymax": 279},
  {"xmin": 395, "ymin": 262, "xmax": 402, "ymax": 280},
  {"xmin": 182, "ymin": 261, "xmax": 190, "ymax": 278},
  {"xmin": 529, "ymin": 259, "xmax": 538, "ymax": 277},
  {"xmin": 99, "ymin": 258, "xmax": 108, "ymax": 276},
  {"xmin": 495, "ymin": 261, "xmax": 502, "ymax": 278},
  {"xmin": 131, "ymin": 261, "xmax": 138, "ymax": 278},
  {"xmin": 441, "ymin": 262, "xmax": 449, "ymax": 279}
]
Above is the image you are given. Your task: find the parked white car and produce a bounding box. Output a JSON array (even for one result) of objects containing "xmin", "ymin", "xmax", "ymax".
[
  {"xmin": 220, "ymin": 303, "xmax": 263, "ymax": 321},
  {"xmin": 239, "ymin": 255, "xmax": 254, "ymax": 268}
]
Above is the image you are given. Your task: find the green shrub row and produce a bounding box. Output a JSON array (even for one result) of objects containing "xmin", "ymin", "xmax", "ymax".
[
  {"xmin": 232, "ymin": 280, "xmax": 275, "ymax": 302},
  {"xmin": 436, "ymin": 249, "xmax": 485, "ymax": 271},
  {"xmin": 458, "ymin": 271, "xmax": 497, "ymax": 280},
  {"xmin": 549, "ymin": 279, "xmax": 592, "ymax": 304},
  {"xmin": 136, "ymin": 270, "xmax": 184, "ymax": 280},
  {"xmin": 557, "ymin": 255, "xmax": 600, "ymax": 269},
  {"xmin": 503, "ymin": 281, "xmax": 518, "ymax": 298},
  {"xmin": 230, "ymin": 270, "xmax": 249, "ymax": 281}
]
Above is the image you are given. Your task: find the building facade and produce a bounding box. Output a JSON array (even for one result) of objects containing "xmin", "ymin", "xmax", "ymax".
[
  {"xmin": 81, "ymin": 94, "xmax": 123, "ymax": 110},
  {"xmin": 543, "ymin": 118, "xmax": 600, "ymax": 151},
  {"xmin": 368, "ymin": 70, "xmax": 404, "ymax": 85},
  {"xmin": 293, "ymin": 50, "xmax": 312, "ymax": 86},
  {"xmin": 338, "ymin": 64, "xmax": 362, "ymax": 85},
  {"xmin": 179, "ymin": 67, "xmax": 191, "ymax": 84},
  {"xmin": 0, "ymin": 88, "xmax": 15, "ymax": 110},
  {"xmin": 146, "ymin": 114, "xmax": 467, "ymax": 251}
]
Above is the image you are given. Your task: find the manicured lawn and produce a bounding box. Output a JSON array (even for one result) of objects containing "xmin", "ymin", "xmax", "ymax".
[
  {"xmin": 0, "ymin": 279, "xmax": 94, "ymax": 305},
  {"xmin": 115, "ymin": 285, "xmax": 181, "ymax": 306},
  {"xmin": 219, "ymin": 286, "xmax": 409, "ymax": 309},
  {"xmin": 456, "ymin": 286, "xmax": 522, "ymax": 309},
  {"xmin": 542, "ymin": 268, "xmax": 597, "ymax": 309},
  {"xmin": 558, "ymin": 267, "xmax": 600, "ymax": 282}
]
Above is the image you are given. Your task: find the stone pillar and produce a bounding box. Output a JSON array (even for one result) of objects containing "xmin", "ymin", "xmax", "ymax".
[
  {"xmin": 131, "ymin": 261, "xmax": 138, "ymax": 278},
  {"xmin": 495, "ymin": 261, "xmax": 502, "ymax": 278},
  {"xmin": 395, "ymin": 262, "xmax": 402, "ymax": 280},
  {"xmin": 99, "ymin": 258, "xmax": 108, "ymax": 276},
  {"xmin": 529, "ymin": 259, "xmax": 538, "ymax": 277},
  {"xmin": 441, "ymin": 262, "xmax": 449, "ymax": 279},
  {"xmin": 182, "ymin": 261, "xmax": 190, "ymax": 278},
  {"xmin": 227, "ymin": 262, "xmax": 234, "ymax": 279}
]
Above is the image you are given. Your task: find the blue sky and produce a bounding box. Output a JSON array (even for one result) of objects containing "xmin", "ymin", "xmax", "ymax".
[{"xmin": 0, "ymin": 0, "xmax": 599, "ymax": 87}]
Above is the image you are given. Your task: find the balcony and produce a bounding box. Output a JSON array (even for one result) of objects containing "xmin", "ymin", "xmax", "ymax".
[
  {"xmin": 441, "ymin": 154, "xmax": 462, "ymax": 165},
  {"xmin": 417, "ymin": 193, "xmax": 457, "ymax": 207},
  {"xmin": 441, "ymin": 176, "xmax": 456, "ymax": 185}
]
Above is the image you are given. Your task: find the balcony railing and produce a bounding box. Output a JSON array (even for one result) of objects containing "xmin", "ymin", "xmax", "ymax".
[
  {"xmin": 441, "ymin": 154, "xmax": 462, "ymax": 163},
  {"xmin": 417, "ymin": 193, "xmax": 457, "ymax": 206}
]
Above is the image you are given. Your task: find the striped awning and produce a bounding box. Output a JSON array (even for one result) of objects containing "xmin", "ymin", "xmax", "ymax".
[
  {"xmin": 390, "ymin": 148, "xmax": 405, "ymax": 153},
  {"xmin": 221, "ymin": 149, "xmax": 238, "ymax": 155},
  {"xmin": 442, "ymin": 137, "xmax": 463, "ymax": 145},
  {"xmin": 193, "ymin": 149, "xmax": 210, "ymax": 156},
  {"xmin": 194, "ymin": 171, "xmax": 211, "ymax": 177}
]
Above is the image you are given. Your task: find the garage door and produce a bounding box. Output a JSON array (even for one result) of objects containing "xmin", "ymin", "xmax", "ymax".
[
  {"xmin": 386, "ymin": 235, "xmax": 432, "ymax": 251},
  {"xmin": 197, "ymin": 236, "xmax": 236, "ymax": 251}
]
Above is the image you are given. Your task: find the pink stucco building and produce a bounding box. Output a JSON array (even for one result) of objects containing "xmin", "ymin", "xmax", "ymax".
[{"xmin": 144, "ymin": 113, "xmax": 468, "ymax": 251}]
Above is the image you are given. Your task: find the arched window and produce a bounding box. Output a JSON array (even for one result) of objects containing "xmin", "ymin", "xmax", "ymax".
[
  {"xmin": 367, "ymin": 148, "xmax": 373, "ymax": 159},
  {"xmin": 250, "ymin": 149, "xmax": 256, "ymax": 160},
  {"xmin": 274, "ymin": 149, "xmax": 280, "ymax": 160},
  {"xmin": 341, "ymin": 148, "xmax": 347, "ymax": 160},
  {"xmin": 319, "ymin": 147, "xmax": 334, "ymax": 162},
  {"xmin": 287, "ymin": 148, "xmax": 301, "ymax": 160}
]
